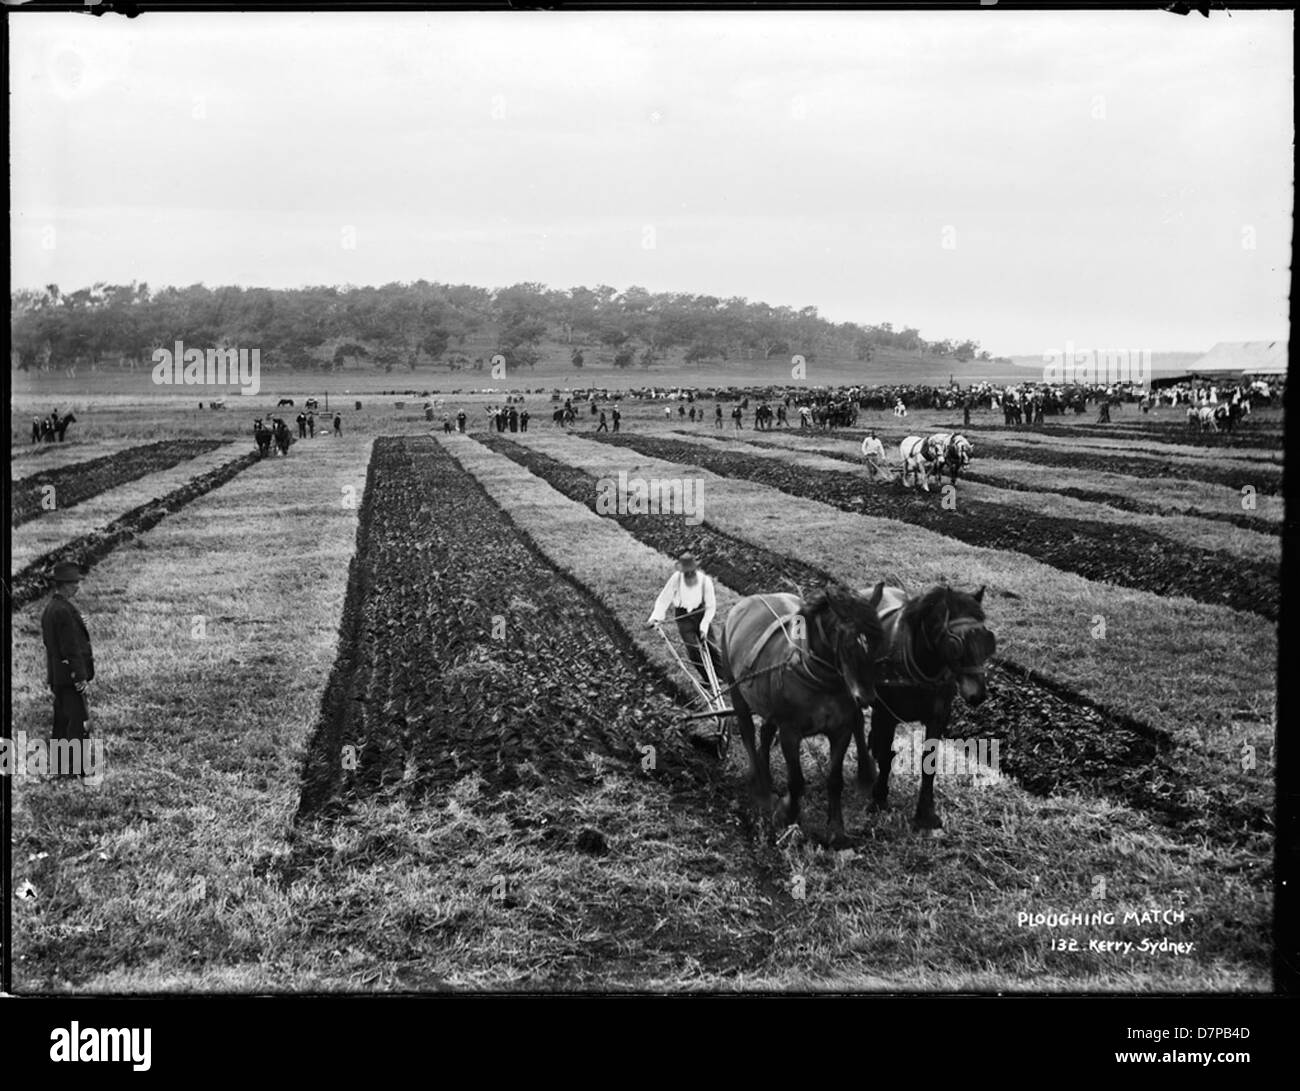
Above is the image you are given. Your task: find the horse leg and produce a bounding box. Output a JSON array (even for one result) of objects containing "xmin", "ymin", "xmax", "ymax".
[
  {"xmin": 734, "ymin": 699, "xmax": 773, "ymax": 809},
  {"xmin": 773, "ymin": 723, "xmax": 804, "ymax": 829},
  {"xmin": 914, "ymin": 715, "xmax": 946, "ymax": 834},
  {"xmin": 826, "ymin": 724, "xmax": 853, "ymax": 847},
  {"xmin": 868, "ymin": 705, "xmax": 899, "ymax": 812},
  {"xmin": 853, "ymin": 711, "xmax": 877, "ymax": 790}
]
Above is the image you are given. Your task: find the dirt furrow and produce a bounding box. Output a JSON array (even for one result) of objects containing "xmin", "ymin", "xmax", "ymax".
[
  {"xmin": 830, "ymin": 427, "xmax": 1281, "ymax": 492},
  {"xmin": 293, "ymin": 436, "xmax": 797, "ymax": 980},
  {"xmin": 727, "ymin": 434, "xmax": 1279, "ymax": 537},
  {"xmin": 7, "ymin": 450, "xmax": 263, "ymax": 611},
  {"xmin": 12, "ymin": 439, "xmax": 228, "ymax": 526},
  {"xmin": 590, "ymin": 432, "xmax": 1278, "ymax": 621},
  {"xmin": 477, "ymin": 432, "xmax": 1270, "ymax": 851}
]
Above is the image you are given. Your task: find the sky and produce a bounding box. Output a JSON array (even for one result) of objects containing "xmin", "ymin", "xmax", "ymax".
[{"xmin": 8, "ymin": 9, "xmax": 1293, "ymax": 356}]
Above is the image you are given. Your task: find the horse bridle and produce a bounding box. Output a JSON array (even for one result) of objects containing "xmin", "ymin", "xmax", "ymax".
[{"xmin": 883, "ymin": 613, "xmax": 988, "ymax": 689}]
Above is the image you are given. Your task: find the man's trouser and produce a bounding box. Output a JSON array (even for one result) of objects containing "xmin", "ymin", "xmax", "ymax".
[
  {"xmin": 674, "ymin": 607, "xmax": 722, "ymax": 688},
  {"xmin": 51, "ymin": 687, "xmax": 90, "ymax": 777}
]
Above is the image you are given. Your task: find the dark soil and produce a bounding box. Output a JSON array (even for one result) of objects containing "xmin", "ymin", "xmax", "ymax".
[
  {"xmin": 11, "ymin": 439, "xmax": 227, "ymax": 526},
  {"xmin": 590, "ymin": 432, "xmax": 1278, "ymax": 620},
  {"xmin": 729, "ymin": 433, "xmax": 1279, "ymax": 537},
  {"xmin": 965, "ymin": 420, "xmax": 1283, "ymax": 452},
  {"xmin": 8, "ymin": 451, "xmax": 262, "ymax": 611},
  {"xmin": 477, "ymin": 432, "xmax": 1271, "ymax": 851},
  {"xmin": 829, "ymin": 424, "xmax": 1281, "ymax": 492},
  {"xmin": 292, "ymin": 436, "xmax": 795, "ymax": 979}
]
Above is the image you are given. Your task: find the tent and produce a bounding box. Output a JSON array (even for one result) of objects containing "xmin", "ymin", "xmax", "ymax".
[{"xmin": 1189, "ymin": 340, "xmax": 1287, "ymax": 377}]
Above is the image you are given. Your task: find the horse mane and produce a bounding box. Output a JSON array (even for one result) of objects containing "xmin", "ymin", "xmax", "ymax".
[
  {"xmin": 801, "ymin": 582, "xmax": 884, "ymax": 643},
  {"xmin": 900, "ymin": 584, "xmax": 986, "ymax": 636}
]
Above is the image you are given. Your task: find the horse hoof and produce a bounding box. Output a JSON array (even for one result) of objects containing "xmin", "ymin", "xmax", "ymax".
[
  {"xmin": 916, "ymin": 826, "xmax": 946, "ymax": 840},
  {"xmin": 912, "ymin": 814, "xmax": 945, "ymax": 836}
]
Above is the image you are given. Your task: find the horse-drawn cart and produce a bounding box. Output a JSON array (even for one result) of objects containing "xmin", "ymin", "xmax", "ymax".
[{"xmin": 653, "ymin": 623, "xmax": 734, "ymax": 759}]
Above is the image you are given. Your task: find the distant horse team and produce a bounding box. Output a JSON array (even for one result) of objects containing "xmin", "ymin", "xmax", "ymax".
[
  {"xmin": 1188, "ymin": 399, "xmax": 1250, "ymax": 434},
  {"xmin": 30, "ymin": 409, "xmax": 77, "ymax": 443},
  {"xmin": 899, "ymin": 432, "xmax": 974, "ymax": 491},
  {"xmin": 253, "ymin": 416, "xmax": 294, "ymax": 458}
]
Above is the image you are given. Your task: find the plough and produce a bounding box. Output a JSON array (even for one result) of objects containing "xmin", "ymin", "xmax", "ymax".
[{"xmin": 653, "ymin": 623, "xmax": 734, "ymax": 759}]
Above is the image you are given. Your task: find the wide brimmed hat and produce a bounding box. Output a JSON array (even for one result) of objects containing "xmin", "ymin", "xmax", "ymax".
[
  {"xmin": 677, "ymin": 552, "xmax": 699, "ymax": 572},
  {"xmin": 50, "ymin": 561, "xmax": 83, "ymax": 583}
]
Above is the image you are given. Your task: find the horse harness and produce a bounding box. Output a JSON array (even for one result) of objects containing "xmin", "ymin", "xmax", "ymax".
[
  {"xmin": 874, "ymin": 586, "xmax": 986, "ymax": 690},
  {"xmin": 729, "ymin": 596, "xmax": 850, "ymax": 695}
]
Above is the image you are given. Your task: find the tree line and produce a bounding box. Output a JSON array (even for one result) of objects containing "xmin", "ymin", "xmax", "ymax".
[{"xmin": 10, "ymin": 280, "xmax": 1004, "ymax": 374}]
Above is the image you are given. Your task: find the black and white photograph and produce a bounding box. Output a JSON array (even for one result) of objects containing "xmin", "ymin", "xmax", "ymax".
[{"xmin": 4, "ymin": 1, "xmax": 1291, "ymax": 1023}]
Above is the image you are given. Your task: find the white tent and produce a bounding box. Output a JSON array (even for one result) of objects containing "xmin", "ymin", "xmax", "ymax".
[{"xmin": 1189, "ymin": 341, "xmax": 1287, "ymax": 376}]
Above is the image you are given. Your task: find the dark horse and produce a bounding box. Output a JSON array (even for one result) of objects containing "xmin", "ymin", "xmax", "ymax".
[
  {"xmin": 35, "ymin": 413, "xmax": 77, "ymax": 442},
  {"xmin": 273, "ymin": 419, "xmax": 292, "ymax": 456},
  {"xmin": 854, "ymin": 584, "xmax": 997, "ymax": 834},
  {"xmin": 253, "ymin": 422, "xmax": 273, "ymax": 458},
  {"xmin": 719, "ymin": 582, "xmax": 885, "ymax": 845}
]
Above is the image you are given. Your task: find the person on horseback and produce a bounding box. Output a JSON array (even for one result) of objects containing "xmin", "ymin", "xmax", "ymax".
[{"xmin": 645, "ymin": 552, "xmax": 721, "ymax": 686}]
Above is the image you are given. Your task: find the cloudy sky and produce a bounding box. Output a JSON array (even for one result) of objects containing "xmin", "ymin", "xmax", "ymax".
[{"xmin": 9, "ymin": 9, "xmax": 1292, "ymax": 355}]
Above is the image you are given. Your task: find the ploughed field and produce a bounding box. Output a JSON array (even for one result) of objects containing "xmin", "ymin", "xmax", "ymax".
[
  {"xmin": 588, "ymin": 431, "xmax": 1278, "ymax": 620},
  {"xmin": 9, "ymin": 396, "xmax": 1279, "ymax": 991},
  {"xmin": 476, "ymin": 432, "xmax": 1270, "ymax": 851},
  {"xmin": 11, "ymin": 439, "xmax": 228, "ymax": 526},
  {"xmin": 292, "ymin": 435, "xmax": 794, "ymax": 983}
]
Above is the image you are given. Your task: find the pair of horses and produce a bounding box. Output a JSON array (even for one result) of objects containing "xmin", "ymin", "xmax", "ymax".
[
  {"xmin": 254, "ymin": 418, "xmax": 293, "ymax": 458},
  {"xmin": 899, "ymin": 432, "xmax": 973, "ymax": 491},
  {"xmin": 1187, "ymin": 402, "xmax": 1248, "ymax": 434},
  {"xmin": 716, "ymin": 580, "xmax": 995, "ymax": 844}
]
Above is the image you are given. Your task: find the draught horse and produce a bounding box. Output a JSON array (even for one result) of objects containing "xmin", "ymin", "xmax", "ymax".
[
  {"xmin": 718, "ymin": 582, "xmax": 885, "ymax": 845},
  {"xmin": 854, "ymin": 583, "xmax": 997, "ymax": 834},
  {"xmin": 900, "ymin": 433, "xmax": 973, "ymax": 491}
]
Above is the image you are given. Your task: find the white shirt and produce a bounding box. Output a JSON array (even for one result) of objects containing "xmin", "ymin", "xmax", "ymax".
[
  {"xmin": 649, "ymin": 570, "xmax": 716, "ymax": 630},
  {"xmin": 861, "ymin": 436, "xmax": 885, "ymax": 459}
]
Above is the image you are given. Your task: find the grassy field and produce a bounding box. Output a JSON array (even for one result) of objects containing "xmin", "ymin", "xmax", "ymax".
[{"xmin": 7, "ymin": 391, "xmax": 1278, "ymax": 991}]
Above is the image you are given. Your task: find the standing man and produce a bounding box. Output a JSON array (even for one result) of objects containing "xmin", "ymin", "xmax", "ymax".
[
  {"xmin": 333, "ymin": 413, "xmax": 343, "ymax": 436},
  {"xmin": 596, "ymin": 409, "xmax": 609, "ymax": 433},
  {"xmin": 715, "ymin": 403, "xmax": 724, "ymax": 429},
  {"xmin": 297, "ymin": 411, "xmax": 308, "ymax": 439},
  {"xmin": 860, "ymin": 430, "xmax": 887, "ymax": 483},
  {"xmin": 307, "ymin": 412, "xmax": 316, "ymax": 438},
  {"xmin": 645, "ymin": 552, "xmax": 721, "ymax": 690},
  {"xmin": 457, "ymin": 409, "xmax": 467, "ymax": 433},
  {"xmin": 611, "ymin": 406, "xmax": 621, "ymax": 433},
  {"xmin": 520, "ymin": 409, "xmax": 529, "ymax": 432},
  {"xmin": 42, "ymin": 561, "xmax": 95, "ymax": 775}
]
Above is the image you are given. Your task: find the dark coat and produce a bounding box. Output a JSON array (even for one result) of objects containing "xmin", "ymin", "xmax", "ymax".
[{"xmin": 42, "ymin": 593, "xmax": 95, "ymax": 689}]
